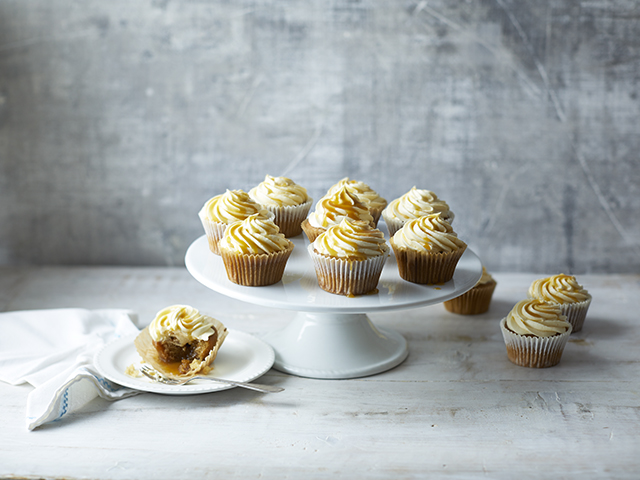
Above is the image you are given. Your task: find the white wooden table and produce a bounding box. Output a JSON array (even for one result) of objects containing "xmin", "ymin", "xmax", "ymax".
[{"xmin": 1, "ymin": 267, "xmax": 638, "ymax": 478}]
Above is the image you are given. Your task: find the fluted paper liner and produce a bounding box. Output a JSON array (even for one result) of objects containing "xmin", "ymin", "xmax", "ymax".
[
  {"xmin": 301, "ymin": 219, "xmax": 325, "ymax": 244},
  {"xmin": 264, "ymin": 199, "xmax": 313, "ymax": 238},
  {"xmin": 390, "ymin": 238, "xmax": 466, "ymax": 285},
  {"xmin": 381, "ymin": 213, "xmax": 405, "ymax": 238},
  {"xmin": 220, "ymin": 241, "xmax": 294, "ymax": 286},
  {"xmin": 500, "ymin": 317, "xmax": 571, "ymax": 368},
  {"xmin": 307, "ymin": 244, "xmax": 389, "ymax": 296},
  {"xmin": 559, "ymin": 298, "xmax": 591, "ymax": 333},
  {"xmin": 200, "ymin": 218, "xmax": 228, "ymax": 255},
  {"xmin": 134, "ymin": 325, "xmax": 228, "ymax": 380},
  {"xmin": 444, "ymin": 280, "xmax": 497, "ymax": 315},
  {"xmin": 370, "ymin": 206, "xmax": 385, "ymax": 228}
]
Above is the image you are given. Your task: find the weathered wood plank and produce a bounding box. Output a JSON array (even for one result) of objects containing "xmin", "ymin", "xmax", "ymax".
[{"xmin": 0, "ymin": 268, "xmax": 638, "ymax": 478}]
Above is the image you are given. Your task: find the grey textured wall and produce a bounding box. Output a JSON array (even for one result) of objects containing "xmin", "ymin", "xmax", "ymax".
[{"xmin": 0, "ymin": 0, "xmax": 639, "ymax": 273}]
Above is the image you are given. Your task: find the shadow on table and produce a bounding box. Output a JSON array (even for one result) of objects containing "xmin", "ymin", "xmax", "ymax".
[
  {"xmin": 560, "ymin": 317, "xmax": 625, "ymax": 375},
  {"xmin": 575, "ymin": 316, "xmax": 627, "ymax": 340},
  {"xmin": 560, "ymin": 346, "xmax": 610, "ymax": 371}
]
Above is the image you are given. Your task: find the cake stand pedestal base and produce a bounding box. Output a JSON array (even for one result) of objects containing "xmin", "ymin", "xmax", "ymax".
[{"xmin": 263, "ymin": 312, "xmax": 408, "ymax": 379}]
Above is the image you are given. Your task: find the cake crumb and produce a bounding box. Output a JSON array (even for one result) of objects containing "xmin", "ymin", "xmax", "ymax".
[{"xmin": 125, "ymin": 363, "xmax": 141, "ymax": 378}]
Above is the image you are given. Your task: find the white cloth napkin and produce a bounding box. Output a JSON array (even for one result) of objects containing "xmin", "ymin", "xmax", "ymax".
[{"xmin": 0, "ymin": 308, "xmax": 142, "ymax": 430}]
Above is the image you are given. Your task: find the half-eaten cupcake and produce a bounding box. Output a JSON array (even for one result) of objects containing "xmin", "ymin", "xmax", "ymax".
[{"xmin": 134, "ymin": 305, "xmax": 228, "ymax": 379}]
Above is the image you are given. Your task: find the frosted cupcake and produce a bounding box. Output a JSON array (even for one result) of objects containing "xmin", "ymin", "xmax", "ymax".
[
  {"xmin": 218, "ymin": 214, "xmax": 294, "ymax": 286},
  {"xmin": 134, "ymin": 305, "xmax": 228, "ymax": 379},
  {"xmin": 382, "ymin": 187, "xmax": 454, "ymax": 237},
  {"xmin": 500, "ymin": 299, "xmax": 572, "ymax": 368},
  {"xmin": 249, "ymin": 175, "xmax": 312, "ymax": 238},
  {"xmin": 198, "ymin": 189, "xmax": 272, "ymax": 255},
  {"xmin": 308, "ymin": 218, "xmax": 389, "ymax": 296},
  {"xmin": 528, "ymin": 274, "xmax": 592, "ymax": 333},
  {"xmin": 301, "ymin": 186, "xmax": 375, "ymax": 243},
  {"xmin": 389, "ymin": 213, "xmax": 466, "ymax": 285},
  {"xmin": 325, "ymin": 178, "xmax": 387, "ymax": 226},
  {"xmin": 444, "ymin": 267, "xmax": 497, "ymax": 315}
]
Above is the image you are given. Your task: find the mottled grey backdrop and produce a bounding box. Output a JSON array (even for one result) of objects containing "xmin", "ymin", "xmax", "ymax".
[{"xmin": 0, "ymin": 0, "xmax": 638, "ymax": 273}]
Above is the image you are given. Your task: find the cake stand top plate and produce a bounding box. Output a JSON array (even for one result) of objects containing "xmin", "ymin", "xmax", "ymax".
[{"xmin": 185, "ymin": 234, "xmax": 483, "ymax": 314}]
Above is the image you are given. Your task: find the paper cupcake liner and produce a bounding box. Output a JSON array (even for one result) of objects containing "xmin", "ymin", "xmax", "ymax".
[
  {"xmin": 390, "ymin": 239, "xmax": 466, "ymax": 285},
  {"xmin": 200, "ymin": 218, "xmax": 228, "ymax": 255},
  {"xmin": 301, "ymin": 219, "xmax": 326, "ymax": 244},
  {"xmin": 381, "ymin": 212, "xmax": 404, "ymax": 238},
  {"xmin": 444, "ymin": 280, "xmax": 497, "ymax": 315},
  {"xmin": 370, "ymin": 206, "xmax": 385, "ymax": 228},
  {"xmin": 559, "ymin": 297, "xmax": 591, "ymax": 333},
  {"xmin": 220, "ymin": 242, "xmax": 294, "ymax": 286},
  {"xmin": 499, "ymin": 317, "xmax": 572, "ymax": 368},
  {"xmin": 307, "ymin": 244, "xmax": 389, "ymax": 296},
  {"xmin": 263, "ymin": 199, "xmax": 313, "ymax": 238}
]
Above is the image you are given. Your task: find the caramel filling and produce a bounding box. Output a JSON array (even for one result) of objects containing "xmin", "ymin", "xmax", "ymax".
[{"xmin": 153, "ymin": 331, "xmax": 218, "ymax": 375}]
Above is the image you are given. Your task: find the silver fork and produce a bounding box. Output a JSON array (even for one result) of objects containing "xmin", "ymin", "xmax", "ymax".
[{"xmin": 139, "ymin": 364, "xmax": 283, "ymax": 393}]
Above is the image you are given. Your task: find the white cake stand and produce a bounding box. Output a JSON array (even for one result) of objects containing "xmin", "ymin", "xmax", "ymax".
[{"xmin": 185, "ymin": 234, "xmax": 483, "ymax": 379}]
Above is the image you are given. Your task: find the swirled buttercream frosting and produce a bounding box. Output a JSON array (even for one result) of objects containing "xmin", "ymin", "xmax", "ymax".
[
  {"xmin": 313, "ymin": 218, "xmax": 389, "ymax": 260},
  {"xmin": 528, "ymin": 274, "xmax": 590, "ymax": 304},
  {"xmin": 505, "ymin": 299, "xmax": 570, "ymax": 337},
  {"xmin": 307, "ymin": 186, "xmax": 374, "ymax": 228},
  {"xmin": 149, "ymin": 305, "xmax": 220, "ymax": 344},
  {"xmin": 219, "ymin": 214, "xmax": 291, "ymax": 255},
  {"xmin": 249, "ymin": 175, "xmax": 310, "ymax": 207},
  {"xmin": 384, "ymin": 187, "xmax": 453, "ymax": 222},
  {"xmin": 392, "ymin": 214, "xmax": 466, "ymax": 253},
  {"xmin": 326, "ymin": 178, "xmax": 387, "ymax": 211},
  {"xmin": 199, "ymin": 189, "xmax": 270, "ymax": 224}
]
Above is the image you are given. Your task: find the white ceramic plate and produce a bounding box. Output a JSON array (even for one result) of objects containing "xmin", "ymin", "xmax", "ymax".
[{"xmin": 94, "ymin": 330, "xmax": 276, "ymax": 395}]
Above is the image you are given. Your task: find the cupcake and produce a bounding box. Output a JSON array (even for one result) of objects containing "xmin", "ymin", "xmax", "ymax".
[
  {"xmin": 134, "ymin": 305, "xmax": 228, "ymax": 379},
  {"xmin": 307, "ymin": 218, "xmax": 389, "ymax": 296},
  {"xmin": 389, "ymin": 213, "xmax": 467, "ymax": 285},
  {"xmin": 444, "ymin": 267, "xmax": 497, "ymax": 315},
  {"xmin": 325, "ymin": 177, "xmax": 387, "ymax": 226},
  {"xmin": 301, "ymin": 186, "xmax": 375, "ymax": 243},
  {"xmin": 528, "ymin": 274, "xmax": 592, "ymax": 333},
  {"xmin": 500, "ymin": 299, "xmax": 572, "ymax": 368},
  {"xmin": 218, "ymin": 214, "xmax": 294, "ymax": 286},
  {"xmin": 198, "ymin": 189, "xmax": 272, "ymax": 255},
  {"xmin": 249, "ymin": 175, "xmax": 313, "ymax": 238},
  {"xmin": 382, "ymin": 187, "xmax": 454, "ymax": 237}
]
